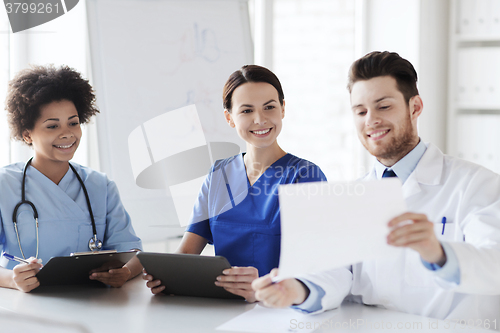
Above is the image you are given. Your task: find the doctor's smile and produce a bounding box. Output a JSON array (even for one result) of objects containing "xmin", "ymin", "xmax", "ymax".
[
  {"xmin": 250, "ymin": 127, "xmax": 273, "ymax": 137},
  {"xmin": 368, "ymin": 129, "xmax": 390, "ymax": 140},
  {"xmin": 54, "ymin": 141, "xmax": 77, "ymax": 150},
  {"xmin": 225, "ymin": 81, "xmax": 285, "ymax": 151}
]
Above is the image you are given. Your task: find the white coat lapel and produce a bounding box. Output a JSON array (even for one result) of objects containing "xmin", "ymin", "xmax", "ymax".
[
  {"xmin": 363, "ymin": 143, "xmax": 443, "ymax": 199},
  {"xmin": 363, "ymin": 169, "xmax": 377, "ymax": 181},
  {"xmin": 402, "ymin": 143, "xmax": 443, "ymax": 199},
  {"xmin": 402, "ymin": 172, "xmax": 422, "ymax": 198}
]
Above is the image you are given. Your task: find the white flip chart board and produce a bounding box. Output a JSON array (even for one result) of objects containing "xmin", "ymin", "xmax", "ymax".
[{"xmin": 87, "ymin": 0, "xmax": 251, "ymax": 241}]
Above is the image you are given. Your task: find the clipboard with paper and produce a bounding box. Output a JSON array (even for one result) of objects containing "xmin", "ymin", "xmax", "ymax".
[{"xmin": 35, "ymin": 250, "xmax": 137, "ymax": 286}]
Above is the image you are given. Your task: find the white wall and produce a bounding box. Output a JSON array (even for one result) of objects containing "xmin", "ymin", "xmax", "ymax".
[
  {"xmin": 365, "ymin": 0, "xmax": 421, "ymax": 66},
  {"xmin": 0, "ymin": 16, "xmax": 10, "ymax": 167},
  {"xmin": 273, "ymin": 0, "xmax": 359, "ymax": 181},
  {"xmin": 363, "ymin": 0, "xmax": 449, "ymax": 152},
  {"xmin": 2, "ymin": 0, "xmax": 90, "ymax": 166},
  {"xmin": 417, "ymin": 0, "xmax": 449, "ymax": 152}
]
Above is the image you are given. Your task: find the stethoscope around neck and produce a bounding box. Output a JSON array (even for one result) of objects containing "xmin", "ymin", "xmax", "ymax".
[{"xmin": 12, "ymin": 157, "xmax": 103, "ymax": 259}]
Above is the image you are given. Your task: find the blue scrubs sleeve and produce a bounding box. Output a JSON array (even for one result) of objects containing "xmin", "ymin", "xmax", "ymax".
[
  {"xmin": 296, "ymin": 165, "xmax": 327, "ymax": 183},
  {"xmin": 186, "ymin": 172, "xmax": 213, "ymax": 244},
  {"xmin": 103, "ymin": 180, "xmax": 142, "ymax": 251}
]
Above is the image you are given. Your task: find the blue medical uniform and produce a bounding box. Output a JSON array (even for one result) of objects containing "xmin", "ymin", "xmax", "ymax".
[
  {"xmin": 0, "ymin": 162, "xmax": 142, "ymax": 270},
  {"xmin": 186, "ymin": 153, "xmax": 326, "ymax": 276}
]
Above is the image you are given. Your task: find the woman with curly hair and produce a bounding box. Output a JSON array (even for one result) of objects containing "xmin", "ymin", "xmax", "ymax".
[{"xmin": 0, "ymin": 65, "xmax": 142, "ymax": 292}]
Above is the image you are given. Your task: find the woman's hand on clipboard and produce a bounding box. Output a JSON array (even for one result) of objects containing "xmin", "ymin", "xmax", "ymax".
[
  {"xmin": 89, "ymin": 256, "xmax": 143, "ymax": 288},
  {"xmin": 214, "ymin": 266, "xmax": 259, "ymax": 302},
  {"xmin": 89, "ymin": 266, "xmax": 131, "ymax": 287}
]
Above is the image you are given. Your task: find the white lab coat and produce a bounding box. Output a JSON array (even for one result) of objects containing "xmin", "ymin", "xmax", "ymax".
[{"xmin": 307, "ymin": 143, "xmax": 500, "ymax": 325}]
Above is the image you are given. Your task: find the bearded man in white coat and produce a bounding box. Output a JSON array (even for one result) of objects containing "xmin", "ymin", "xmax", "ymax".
[{"xmin": 252, "ymin": 51, "xmax": 500, "ymax": 327}]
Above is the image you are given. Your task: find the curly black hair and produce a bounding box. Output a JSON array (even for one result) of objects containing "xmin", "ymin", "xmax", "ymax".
[{"xmin": 5, "ymin": 65, "xmax": 99, "ymax": 143}]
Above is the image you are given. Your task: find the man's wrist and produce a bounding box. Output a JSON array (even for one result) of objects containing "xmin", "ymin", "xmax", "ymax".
[
  {"xmin": 293, "ymin": 279, "xmax": 310, "ymax": 305},
  {"xmin": 423, "ymin": 244, "xmax": 447, "ymax": 267},
  {"xmin": 435, "ymin": 248, "xmax": 447, "ymax": 267}
]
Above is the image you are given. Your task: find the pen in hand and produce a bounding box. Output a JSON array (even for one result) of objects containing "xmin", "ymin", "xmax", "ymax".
[{"xmin": 2, "ymin": 252, "xmax": 41, "ymax": 265}]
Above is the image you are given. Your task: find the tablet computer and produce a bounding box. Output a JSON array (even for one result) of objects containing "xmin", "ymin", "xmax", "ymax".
[
  {"xmin": 36, "ymin": 251, "xmax": 137, "ymax": 286},
  {"xmin": 136, "ymin": 252, "xmax": 244, "ymax": 300}
]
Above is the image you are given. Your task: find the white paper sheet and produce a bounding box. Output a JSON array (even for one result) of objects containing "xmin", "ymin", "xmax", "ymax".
[
  {"xmin": 216, "ymin": 304, "xmax": 339, "ymax": 333},
  {"xmin": 277, "ymin": 179, "xmax": 406, "ymax": 279}
]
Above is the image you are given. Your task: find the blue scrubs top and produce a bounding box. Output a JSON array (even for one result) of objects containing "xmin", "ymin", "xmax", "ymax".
[
  {"xmin": 186, "ymin": 153, "xmax": 326, "ymax": 276},
  {"xmin": 0, "ymin": 162, "xmax": 142, "ymax": 269}
]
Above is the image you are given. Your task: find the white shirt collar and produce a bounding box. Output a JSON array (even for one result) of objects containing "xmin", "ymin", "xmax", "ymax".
[{"xmin": 374, "ymin": 140, "xmax": 427, "ymax": 184}]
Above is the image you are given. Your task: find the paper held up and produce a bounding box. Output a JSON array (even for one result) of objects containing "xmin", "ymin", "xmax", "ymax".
[{"xmin": 277, "ymin": 179, "xmax": 406, "ymax": 279}]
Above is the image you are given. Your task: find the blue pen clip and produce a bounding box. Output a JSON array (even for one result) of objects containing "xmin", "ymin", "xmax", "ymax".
[{"xmin": 441, "ymin": 217, "xmax": 447, "ymax": 235}]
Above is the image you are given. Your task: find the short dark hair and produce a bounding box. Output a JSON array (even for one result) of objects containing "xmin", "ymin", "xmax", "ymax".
[
  {"xmin": 5, "ymin": 65, "xmax": 99, "ymax": 143},
  {"xmin": 222, "ymin": 65, "xmax": 284, "ymax": 112},
  {"xmin": 347, "ymin": 51, "xmax": 419, "ymax": 104}
]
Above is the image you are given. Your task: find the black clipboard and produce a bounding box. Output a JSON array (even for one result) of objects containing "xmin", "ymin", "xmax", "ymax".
[
  {"xmin": 36, "ymin": 251, "xmax": 137, "ymax": 286},
  {"xmin": 136, "ymin": 252, "xmax": 244, "ymax": 300}
]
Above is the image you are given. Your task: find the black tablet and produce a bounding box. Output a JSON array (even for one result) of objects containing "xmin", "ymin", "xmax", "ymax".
[
  {"xmin": 136, "ymin": 252, "xmax": 244, "ymax": 300},
  {"xmin": 36, "ymin": 251, "xmax": 137, "ymax": 286}
]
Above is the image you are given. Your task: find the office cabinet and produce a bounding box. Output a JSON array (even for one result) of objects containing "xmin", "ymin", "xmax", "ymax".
[{"xmin": 448, "ymin": 0, "xmax": 500, "ymax": 173}]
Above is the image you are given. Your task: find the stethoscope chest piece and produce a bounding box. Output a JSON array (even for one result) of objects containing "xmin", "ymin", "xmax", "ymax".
[
  {"xmin": 89, "ymin": 235, "xmax": 103, "ymax": 252},
  {"xmin": 13, "ymin": 158, "xmax": 103, "ymax": 258}
]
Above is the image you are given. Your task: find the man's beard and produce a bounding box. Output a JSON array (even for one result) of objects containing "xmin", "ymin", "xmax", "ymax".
[{"xmin": 363, "ymin": 113, "xmax": 417, "ymax": 163}]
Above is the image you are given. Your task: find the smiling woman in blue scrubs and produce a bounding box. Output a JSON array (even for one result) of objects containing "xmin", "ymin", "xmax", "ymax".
[
  {"xmin": 144, "ymin": 65, "xmax": 326, "ymax": 301},
  {"xmin": 0, "ymin": 65, "xmax": 142, "ymax": 292}
]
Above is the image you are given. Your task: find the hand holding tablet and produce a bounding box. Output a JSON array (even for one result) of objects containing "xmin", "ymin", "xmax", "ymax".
[{"xmin": 138, "ymin": 252, "xmax": 244, "ymax": 300}]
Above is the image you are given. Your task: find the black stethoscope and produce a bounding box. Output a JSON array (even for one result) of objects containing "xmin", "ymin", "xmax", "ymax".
[{"xmin": 12, "ymin": 157, "xmax": 103, "ymax": 259}]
